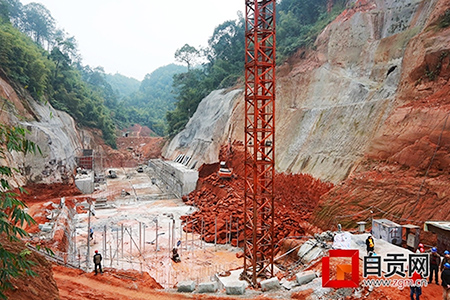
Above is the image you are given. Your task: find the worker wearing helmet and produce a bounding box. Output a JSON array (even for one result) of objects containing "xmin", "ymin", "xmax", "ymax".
[
  {"xmin": 416, "ymin": 243, "xmax": 425, "ymax": 253},
  {"xmin": 93, "ymin": 250, "xmax": 103, "ymax": 275},
  {"xmin": 429, "ymin": 247, "xmax": 441, "ymax": 284},
  {"xmin": 441, "ymin": 250, "xmax": 450, "ymax": 272},
  {"xmin": 365, "ymin": 235, "xmax": 375, "ymax": 256},
  {"xmin": 441, "ymin": 263, "xmax": 450, "ymax": 300}
]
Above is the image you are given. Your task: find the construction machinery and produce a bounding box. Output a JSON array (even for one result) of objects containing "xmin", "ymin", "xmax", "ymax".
[
  {"xmin": 218, "ymin": 161, "xmax": 233, "ymax": 179},
  {"xmin": 107, "ymin": 169, "xmax": 117, "ymax": 178}
]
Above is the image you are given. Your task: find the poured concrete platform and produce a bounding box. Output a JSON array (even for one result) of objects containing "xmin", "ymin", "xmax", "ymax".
[
  {"xmin": 75, "ymin": 172, "xmax": 94, "ymax": 194},
  {"xmin": 216, "ymin": 269, "xmax": 248, "ymax": 295},
  {"xmin": 225, "ymin": 282, "xmax": 246, "ymax": 295},
  {"xmin": 261, "ymin": 277, "xmax": 280, "ymax": 291},
  {"xmin": 198, "ymin": 281, "xmax": 218, "ymax": 293}
]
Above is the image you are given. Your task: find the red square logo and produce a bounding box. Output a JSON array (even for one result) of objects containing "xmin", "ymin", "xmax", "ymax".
[{"xmin": 322, "ymin": 249, "xmax": 359, "ymax": 288}]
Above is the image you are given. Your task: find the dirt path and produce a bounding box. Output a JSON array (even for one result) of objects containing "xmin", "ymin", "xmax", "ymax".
[{"xmin": 53, "ymin": 266, "xmax": 233, "ymax": 300}]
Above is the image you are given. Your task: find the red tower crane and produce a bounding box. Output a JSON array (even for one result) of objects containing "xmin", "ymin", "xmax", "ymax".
[{"xmin": 243, "ymin": 0, "xmax": 276, "ymax": 286}]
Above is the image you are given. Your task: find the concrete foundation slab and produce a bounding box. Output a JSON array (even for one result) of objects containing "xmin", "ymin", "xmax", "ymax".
[
  {"xmin": 225, "ymin": 281, "xmax": 246, "ymax": 295},
  {"xmin": 75, "ymin": 172, "xmax": 94, "ymax": 194},
  {"xmin": 177, "ymin": 280, "xmax": 196, "ymax": 293},
  {"xmin": 261, "ymin": 277, "xmax": 280, "ymax": 291},
  {"xmin": 296, "ymin": 270, "xmax": 316, "ymax": 285},
  {"xmin": 197, "ymin": 281, "xmax": 218, "ymax": 293}
]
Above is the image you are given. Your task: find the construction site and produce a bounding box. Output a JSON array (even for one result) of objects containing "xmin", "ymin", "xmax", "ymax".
[
  {"xmin": 2, "ymin": 0, "xmax": 450, "ymax": 299},
  {"xmin": 10, "ymin": 130, "xmax": 448, "ymax": 300}
]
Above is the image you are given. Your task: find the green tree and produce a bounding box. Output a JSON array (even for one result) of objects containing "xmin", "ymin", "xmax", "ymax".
[
  {"xmin": 22, "ymin": 2, "xmax": 54, "ymax": 47},
  {"xmin": 0, "ymin": 0, "xmax": 23, "ymax": 27},
  {"xmin": 0, "ymin": 22, "xmax": 51, "ymax": 99},
  {"xmin": 0, "ymin": 124, "xmax": 38, "ymax": 300},
  {"xmin": 0, "ymin": 1, "xmax": 9, "ymax": 23},
  {"xmin": 204, "ymin": 18, "xmax": 245, "ymax": 89},
  {"xmin": 167, "ymin": 69, "xmax": 208, "ymax": 136},
  {"xmin": 113, "ymin": 64, "xmax": 186, "ymax": 136},
  {"xmin": 174, "ymin": 44, "xmax": 200, "ymax": 71},
  {"xmin": 104, "ymin": 73, "xmax": 140, "ymax": 98}
]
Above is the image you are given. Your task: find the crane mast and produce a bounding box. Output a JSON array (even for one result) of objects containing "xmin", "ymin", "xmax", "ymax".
[{"xmin": 243, "ymin": 0, "xmax": 276, "ymax": 286}]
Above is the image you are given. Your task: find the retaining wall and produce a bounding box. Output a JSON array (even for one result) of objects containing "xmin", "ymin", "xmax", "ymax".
[{"xmin": 148, "ymin": 159, "xmax": 198, "ymax": 197}]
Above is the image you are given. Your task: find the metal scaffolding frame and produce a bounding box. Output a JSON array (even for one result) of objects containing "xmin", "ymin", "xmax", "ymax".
[{"xmin": 243, "ymin": 0, "xmax": 276, "ymax": 287}]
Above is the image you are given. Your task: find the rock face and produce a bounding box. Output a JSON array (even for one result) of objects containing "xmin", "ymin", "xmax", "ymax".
[
  {"xmin": 163, "ymin": 0, "xmax": 450, "ymax": 226},
  {"xmin": 163, "ymin": 88, "xmax": 243, "ymax": 168},
  {"xmin": 0, "ymin": 74, "xmax": 84, "ymax": 186},
  {"xmin": 164, "ymin": 0, "xmax": 442, "ymax": 182},
  {"xmin": 274, "ymin": 0, "xmax": 437, "ymax": 183},
  {"xmin": 313, "ymin": 0, "xmax": 450, "ymax": 228}
]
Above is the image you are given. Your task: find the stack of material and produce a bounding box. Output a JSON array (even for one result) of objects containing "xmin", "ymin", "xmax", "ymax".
[{"xmin": 181, "ymin": 143, "xmax": 334, "ymax": 257}]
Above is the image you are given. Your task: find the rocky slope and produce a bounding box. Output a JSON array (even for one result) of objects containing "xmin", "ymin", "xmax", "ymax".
[
  {"xmin": 313, "ymin": 0, "xmax": 450, "ymax": 228},
  {"xmin": 0, "ymin": 72, "xmax": 87, "ymax": 186},
  {"xmin": 163, "ymin": 88, "xmax": 243, "ymax": 168},
  {"xmin": 165, "ymin": 0, "xmax": 450, "ymax": 228}
]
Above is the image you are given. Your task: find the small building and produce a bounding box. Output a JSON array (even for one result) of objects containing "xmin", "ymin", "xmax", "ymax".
[
  {"xmin": 424, "ymin": 221, "xmax": 450, "ymax": 254},
  {"xmin": 372, "ymin": 219, "xmax": 402, "ymax": 246},
  {"xmin": 403, "ymin": 224, "xmax": 421, "ymax": 251},
  {"xmin": 76, "ymin": 149, "xmax": 94, "ymax": 170}
]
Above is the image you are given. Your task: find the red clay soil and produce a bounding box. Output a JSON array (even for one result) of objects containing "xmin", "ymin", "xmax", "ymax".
[
  {"xmin": 2, "ymin": 235, "xmax": 60, "ymax": 300},
  {"xmin": 52, "ymin": 265, "xmax": 282, "ymax": 300},
  {"xmin": 90, "ymin": 124, "xmax": 165, "ymax": 169},
  {"xmin": 313, "ymin": 15, "xmax": 450, "ymax": 237},
  {"xmin": 17, "ymin": 183, "xmax": 82, "ymax": 203},
  {"xmin": 312, "ymin": 66, "xmax": 450, "ymax": 241},
  {"xmin": 181, "ymin": 141, "xmax": 334, "ymax": 256}
]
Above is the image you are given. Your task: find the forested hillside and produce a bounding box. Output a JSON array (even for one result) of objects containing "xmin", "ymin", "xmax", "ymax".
[
  {"xmin": 104, "ymin": 73, "xmax": 140, "ymax": 98},
  {"xmin": 0, "ymin": 0, "xmax": 349, "ymax": 143},
  {"xmin": 0, "ymin": 0, "xmax": 187, "ymax": 143},
  {"xmin": 0, "ymin": 0, "xmax": 118, "ymax": 146},
  {"xmin": 165, "ymin": 0, "xmax": 347, "ymax": 136},
  {"xmin": 113, "ymin": 64, "xmax": 187, "ymax": 136}
]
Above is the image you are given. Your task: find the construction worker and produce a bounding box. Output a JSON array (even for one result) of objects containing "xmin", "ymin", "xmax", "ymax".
[
  {"xmin": 441, "ymin": 250, "xmax": 450, "ymax": 272},
  {"xmin": 366, "ymin": 235, "xmax": 375, "ymax": 255},
  {"xmin": 442, "ymin": 263, "xmax": 450, "ymax": 300},
  {"xmin": 410, "ymin": 271, "xmax": 422, "ymax": 300},
  {"xmin": 416, "ymin": 243, "xmax": 425, "ymax": 253},
  {"xmin": 172, "ymin": 248, "xmax": 181, "ymax": 263},
  {"xmin": 429, "ymin": 247, "xmax": 441, "ymax": 284},
  {"xmin": 93, "ymin": 250, "xmax": 103, "ymax": 275}
]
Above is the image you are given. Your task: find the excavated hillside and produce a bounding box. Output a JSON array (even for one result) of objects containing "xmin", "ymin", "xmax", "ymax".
[
  {"xmin": 164, "ymin": 0, "xmax": 450, "ymax": 231},
  {"xmin": 313, "ymin": 0, "xmax": 450, "ymax": 229},
  {"xmin": 1, "ymin": 0, "xmax": 450, "ymax": 299}
]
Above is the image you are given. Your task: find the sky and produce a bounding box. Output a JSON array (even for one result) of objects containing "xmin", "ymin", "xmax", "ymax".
[{"xmin": 21, "ymin": 0, "xmax": 244, "ymax": 81}]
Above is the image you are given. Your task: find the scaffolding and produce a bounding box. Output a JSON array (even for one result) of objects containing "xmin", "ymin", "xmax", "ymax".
[{"xmin": 243, "ymin": 0, "xmax": 276, "ymax": 286}]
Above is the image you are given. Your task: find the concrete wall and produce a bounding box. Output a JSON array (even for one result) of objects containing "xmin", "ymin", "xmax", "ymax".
[
  {"xmin": 148, "ymin": 159, "xmax": 198, "ymax": 197},
  {"xmin": 75, "ymin": 172, "xmax": 94, "ymax": 194}
]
